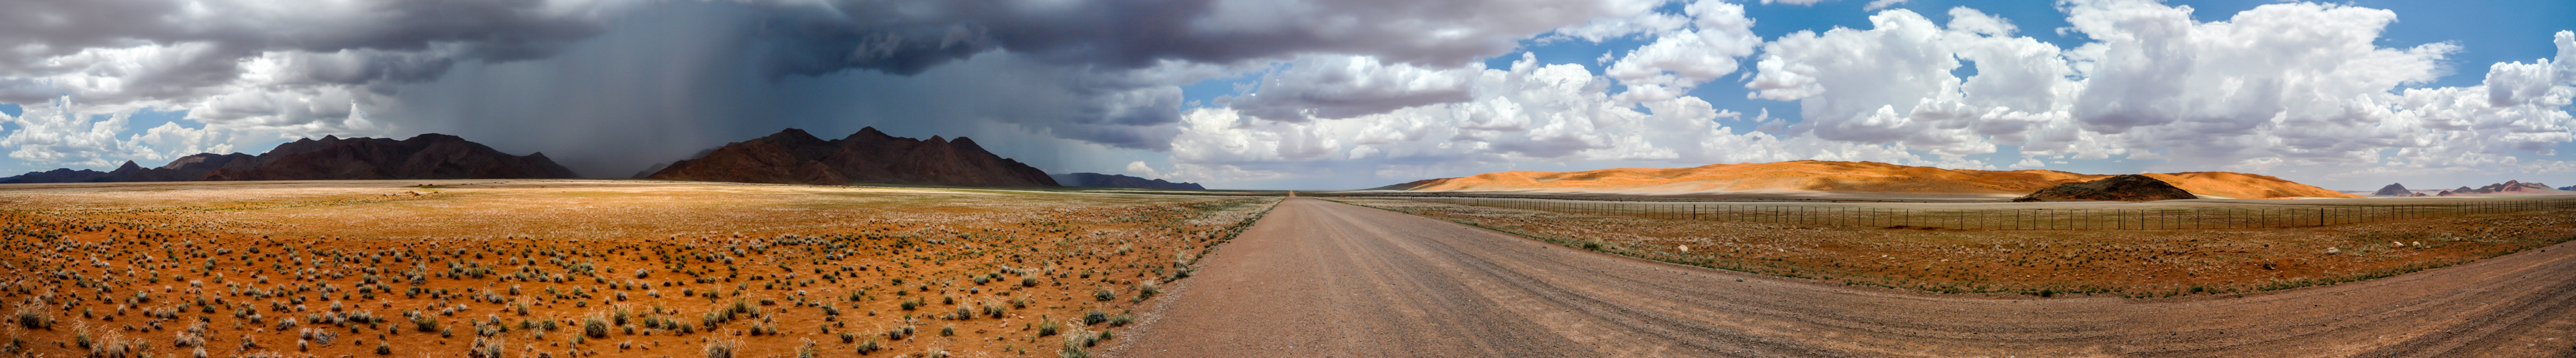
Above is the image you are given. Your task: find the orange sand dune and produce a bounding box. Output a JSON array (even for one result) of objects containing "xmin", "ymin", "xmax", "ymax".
[{"xmin": 1380, "ymin": 160, "xmax": 2360, "ymax": 199}]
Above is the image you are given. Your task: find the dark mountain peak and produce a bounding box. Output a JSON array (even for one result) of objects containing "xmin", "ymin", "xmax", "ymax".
[
  {"xmin": 758, "ymin": 128, "xmax": 832, "ymax": 147},
  {"xmin": 114, "ymin": 160, "xmax": 142, "ymax": 171},
  {"xmin": 404, "ymin": 132, "xmax": 466, "ymax": 142},
  {"xmin": 648, "ymin": 128, "xmax": 1057, "ymax": 188}
]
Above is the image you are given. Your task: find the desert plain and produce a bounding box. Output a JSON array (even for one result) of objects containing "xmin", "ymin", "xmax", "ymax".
[
  {"xmin": 2, "ymin": 180, "xmax": 2573, "ymax": 357},
  {"xmin": 0, "ymin": 180, "xmax": 1272, "ymax": 358}
]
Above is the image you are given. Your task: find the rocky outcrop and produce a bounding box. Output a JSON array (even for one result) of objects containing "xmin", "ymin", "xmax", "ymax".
[
  {"xmin": 1052, "ymin": 173, "xmax": 1204, "ymax": 190},
  {"xmin": 644, "ymin": 127, "xmax": 1058, "ymax": 188},
  {"xmin": 1, "ymin": 134, "xmax": 575, "ymax": 183},
  {"xmin": 2372, "ymin": 183, "xmax": 2412, "ymax": 196},
  {"xmin": 2012, "ymin": 175, "xmax": 2199, "ymax": 202}
]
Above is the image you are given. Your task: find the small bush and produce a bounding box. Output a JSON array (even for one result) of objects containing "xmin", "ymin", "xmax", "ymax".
[
  {"xmin": 854, "ymin": 339, "xmax": 881, "ymax": 354},
  {"xmin": 1093, "ymin": 288, "xmax": 1116, "ymax": 301},
  {"xmin": 582, "ymin": 316, "xmax": 609, "ymax": 339},
  {"xmin": 1082, "ymin": 311, "xmax": 1107, "ymax": 326},
  {"xmin": 703, "ymin": 339, "xmax": 736, "ymax": 358},
  {"xmin": 412, "ymin": 315, "xmax": 439, "ymax": 332}
]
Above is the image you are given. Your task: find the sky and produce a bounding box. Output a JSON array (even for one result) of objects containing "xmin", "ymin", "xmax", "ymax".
[{"xmin": 1, "ymin": 0, "xmax": 2572, "ymax": 190}]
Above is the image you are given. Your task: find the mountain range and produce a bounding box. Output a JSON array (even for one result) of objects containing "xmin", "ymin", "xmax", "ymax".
[
  {"xmin": 2434, "ymin": 180, "xmax": 2571, "ymax": 196},
  {"xmin": 1051, "ymin": 173, "xmax": 1204, "ymax": 190},
  {"xmin": 1, "ymin": 134, "xmax": 576, "ymax": 183},
  {"xmin": 639, "ymin": 127, "xmax": 1057, "ymax": 188},
  {"xmin": 1373, "ymin": 160, "xmax": 2358, "ymax": 199}
]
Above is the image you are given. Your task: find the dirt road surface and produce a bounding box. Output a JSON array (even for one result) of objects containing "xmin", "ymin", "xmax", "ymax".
[{"xmin": 1109, "ymin": 198, "xmax": 2576, "ymax": 357}]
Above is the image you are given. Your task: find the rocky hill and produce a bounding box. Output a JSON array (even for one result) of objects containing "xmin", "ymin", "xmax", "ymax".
[
  {"xmin": 1, "ymin": 134, "xmax": 575, "ymax": 183},
  {"xmin": 2013, "ymin": 175, "xmax": 2199, "ymax": 202},
  {"xmin": 2371, "ymin": 183, "xmax": 2415, "ymax": 196},
  {"xmin": 1051, "ymin": 173, "xmax": 1205, "ymax": 190},
  {"xmin": 643, "ymin": 127, "xmax": 1058, "ymax": 188},
  {"xmin": 1372, "ymin": 160, "xmax": 2358, "ymax": 199}
]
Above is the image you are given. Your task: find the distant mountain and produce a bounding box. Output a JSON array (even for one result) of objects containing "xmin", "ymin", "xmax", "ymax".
[
  {"xmin": 0, "ymin": 168, "xmax": 117, "ymax": 183},
  {"xmin": 1375, "ymin": 160, "xmax": 2359, "ymax": 199},
  {"xmin": 0, "ymin": 134, "xmax": 576, "ymax": 183},
  {"xmin": 2013, "ymin": 175, "xmax": 2197, "ymax": 202},
  {"xmin": 2371, "ymin": 183, "xmax": 2414, "ymax": 196},
  {"xmin": 2436, "ymin": 180, "xmax": 2570, "ymax": 196},
  {"xmin": 1051, "ymin": 173, "xmax": 1204, "ymax": 190},
  {"xmin": 643, "ymin": 127, "xmax": 1058, "ymax": 188}
]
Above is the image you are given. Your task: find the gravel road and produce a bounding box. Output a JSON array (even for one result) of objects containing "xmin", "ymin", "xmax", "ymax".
[{"xmin": 1108, "ymin": 198, "xmax": 2576, "ymax": 357}]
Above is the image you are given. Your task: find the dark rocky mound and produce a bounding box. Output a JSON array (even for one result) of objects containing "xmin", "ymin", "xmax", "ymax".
[
  {"xmin": 2437, "ymin": 180, "xmax": 2560, "ymax": 196},
  {"xmin": 1051, "ymin": 173, "xmax": 1204, "ymax": 190},
  {"xmin": 0, "ymin": 168, "xmax": 117, "ymax": 183},
  {"xmin": 643, "ymin": 127, "xmax": 1057, "ymax": 188},
  {"xmin": 2371, "ymin": 183, "xmax": 2412, "ymax": 196},
  {"xmin": 2011, "ymin": 174, "xmax": 2197, "ymax": 202},
  {"xmin": 4, "ymin": 134, "xmax": 575, "ymax": 183}
]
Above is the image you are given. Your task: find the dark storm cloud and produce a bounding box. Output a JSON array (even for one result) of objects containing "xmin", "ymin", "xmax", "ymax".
[
  {"xmin": 0, "ymin": 0, "xmax": 1664, "ymax": 176},
  {"xmin": 752, "ymin": 0, "xmax": 1643, "ymax": 76},
  {"xmin": 0, "ymin": 0, "xmax": 608, "ymax": 108}
]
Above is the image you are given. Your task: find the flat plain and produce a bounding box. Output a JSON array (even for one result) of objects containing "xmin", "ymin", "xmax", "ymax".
[
  {"xmin": 1328, "ymin": 196, "xmax": 2576, "ymax": 296},
  {"xmin": 0, "ymin": 180, "xmax": 1276, "ymax": 357},
  {"xmin": 1115, "ymin": 198, "xmax": 2576, "ymax": 357}
]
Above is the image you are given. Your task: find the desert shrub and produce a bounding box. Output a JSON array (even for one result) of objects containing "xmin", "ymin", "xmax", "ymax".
[
  {"xmin": 11, "ymin": 306, "xmax": 48, "ymax": 329},
  {"xmin": 411, "ymin": 315, "xmax": 438, "ymax": 332},
  {"xmin": 854, "ymin": 339, "xmax": 882, "ymax": 354},
  {"xmin": 582, "ymin": 316, "xmax": 609, "ymax": 339},
  {"xmin": 1093, "ymin": 288, "xmax": 1116, "ymax": 301},
  {"xmin": 703, "ymin": 339, "xmax": 736, "ymax": 358}
]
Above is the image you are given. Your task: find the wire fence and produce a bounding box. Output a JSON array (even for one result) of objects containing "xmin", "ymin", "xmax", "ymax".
[{"xmin": 1377, "ymin": 196, "xmax": 2576, "ymax": 231}]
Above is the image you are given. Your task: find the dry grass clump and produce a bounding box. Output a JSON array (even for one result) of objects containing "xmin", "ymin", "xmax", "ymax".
[
  {"xmin": 1336, "ymin": 198, "xmax": 2576, "ymax": 297},
  {"xmin": 0, "ymin": 180, "xmax": 1279, "ymax": 357}
]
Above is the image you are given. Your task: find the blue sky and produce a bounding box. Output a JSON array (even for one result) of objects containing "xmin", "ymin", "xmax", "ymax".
[{"xmin": 2, "ymin": 0, "xmax": 2572, "ymax": 190}]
